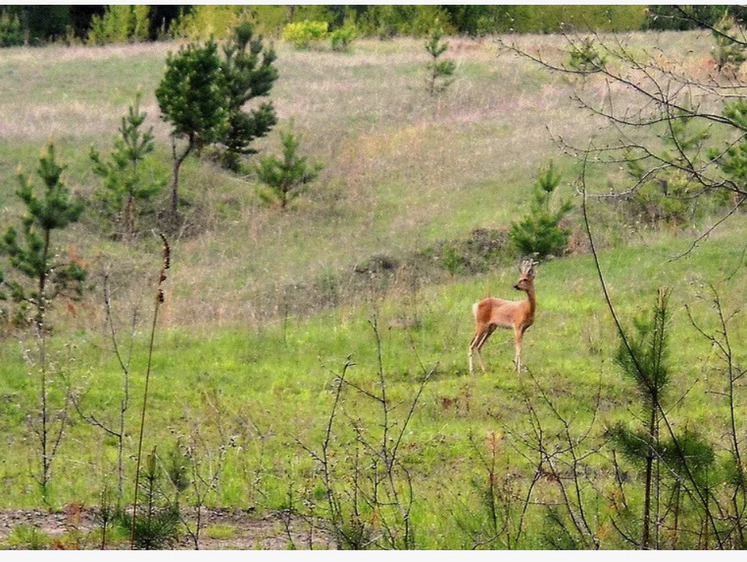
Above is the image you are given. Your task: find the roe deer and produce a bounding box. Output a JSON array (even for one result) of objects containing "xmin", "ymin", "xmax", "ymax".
[{"xmin": 468, "ymin": 259, "xmax": 538, "ymax": 374}]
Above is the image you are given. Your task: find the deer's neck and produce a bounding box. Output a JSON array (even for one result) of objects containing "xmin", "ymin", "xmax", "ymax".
[{"xmin": 525, "ymin": 287, "xmax": 536, "ymax": 317}]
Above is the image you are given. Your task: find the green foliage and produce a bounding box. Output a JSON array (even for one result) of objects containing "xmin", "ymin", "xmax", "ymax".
[
  {"xmin": 506, "ymin": 5, "xmax": 647, "ymax": 33},
  {"xmin": 712, "ymin": 11, "xmax": 746, "ymax": 74},
  {"xmin": 420, "ymin": 229, "xmax": 510, "ymax": 277},
  {"xmin": 282, "ymin": 20, "xmax": 328, "ymax": 49},
  {"xmin": 156, "ymin": 38, "xmax": 228, "ymax": 224},
  {"xmin": 614, "ymin": 288, "xmax": 671, "ymax": 401},
  {"xmin": 625, "ymin": 112, "xmax": 711, "ymax": 227},
  {"xmin": 442, "ymin": 5, "xmax": 514, "ymax": 37},
  {"xmin": 708, "ymin": 100, "xmax": 747, "ymax": 206},
  {"xmin": 566, "ymin": 37, "xmax": 607, "ymax": 73},
  {"xmin": 0, "ymin": 11, "xmax": 23, "ymax": 47},
  {"xmin": 164, "ymin": 438, "xmax": 191, "ymax": 496},
  {"xmin": 90, "ymin": 90, "xmax": 164, "ymax": 240},
  {"xmin": 4, "ymin": 524, "xmax": 50, "ymax": 549},
  {"xmin": 509, "ymin": 162, "xmax": 573, "ymax": 259},
  {"xmin": 608, "ymin": 425, "xmax": 716, "ymax": 485},
  {"xmin": 425, "ymin": 27, "xmax": 455, "ymax": 96},
  {"xmin": 156, "ymin": 39, "xmax": 228, "ymax": 152},
  {"xmin": 0, "ymin": 6, "xmax": 70, "ymax": 45},
  {"xmin": 157, "ymin": 25, "xmax": 279, "ymax": 221},
  {"xmin": 358, "ymin": 5, "xmax": 455, "ymax": 38},
  {"xmin": 330, "ymin": 25, "xmax": 357, "ymax": 52},
  {"xmin": 646, "ymin": 5, "xmax": 747, "ymax": 31},
  {"xmin": 87, "ymin": 5, "xmax": 150, "ymax": 45},
  {"xmin": 220, "ymin": 19, "xmax": 278, "ymax": 171},
  {"xmin": 608, "ymin": 288, "xmax": 673, "ymax": 548},
  {"xmin": 169, "ymin": 5, "xmax": 244, "ymax": 41},
  {"xmin": 256, "ymin": 128, "xmax": 322, "ymax": 210},
  {"xmin": 0, "ymin": 4, "xmax": 654, "ymax": 45},
  {"xmin": 124, "ymin": 447, "xmax": 181, "ymax": 550},
  {"xmin": 608, "ymin": 289, "xmax": 722, "ymax": 547},
  {"xmin": 0, "ymin": 142, "xmax": 86, "ymax": 328}
]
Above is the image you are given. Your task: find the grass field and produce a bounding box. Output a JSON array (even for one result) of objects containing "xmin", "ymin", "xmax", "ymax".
[{"xmin": 0, "ymin": 32, "xmax": 745, "ymax": 549}]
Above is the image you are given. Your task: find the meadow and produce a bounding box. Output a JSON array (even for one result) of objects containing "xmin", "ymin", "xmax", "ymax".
[{"xmin": 0, "ymin": 31, "xmax": 744, "ymax": 549}]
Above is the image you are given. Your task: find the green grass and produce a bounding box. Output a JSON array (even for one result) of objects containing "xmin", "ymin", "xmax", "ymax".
[
  {"xmin": 0, "ymin": 33, "xmax": 745, "ymax": 549},
  {"xmin": 0, "ymin": 225, "xmax": 743, "ymax": 543},
  {"xmin": 205, "ymin": 524, "xmax": 238, "ymax": 540},
  {"xmin": 2, "ymin": 525, "xmax": 50, "ymax": 550}
]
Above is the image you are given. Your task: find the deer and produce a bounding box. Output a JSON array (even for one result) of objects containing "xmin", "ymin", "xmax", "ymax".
[{"xmin": 468, "ymin": 259, "xmax": 538, "ymax": 374}]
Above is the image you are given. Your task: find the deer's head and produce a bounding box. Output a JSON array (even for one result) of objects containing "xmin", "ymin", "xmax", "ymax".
[{"xmin": 513, "ymin": 259, "xmax": 537, "ymax": 292}]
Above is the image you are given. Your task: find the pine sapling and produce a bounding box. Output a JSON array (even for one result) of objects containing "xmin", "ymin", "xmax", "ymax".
[
  {"xmin": 91, "ymin": 90, "xmax": 164, "ymax": 241},
  {"xmin": 425, "ymin": 26, "xmax": 455, "ymax": 96},
  {"xmin": 0, "ymin": 141, "xmax": 86, "ymax": 502},
  {"xmin": 256, "ymin": 128, "xmax": 322, "ymax": 210},
  {"xmin": 509, "ymin": 161, "xmax": 573, "ymax": 259}
]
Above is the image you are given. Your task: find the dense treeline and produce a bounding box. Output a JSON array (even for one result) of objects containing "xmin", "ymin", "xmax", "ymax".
[{"xmin": 1, "ymin": 4, "xmax": 745, "ymax": 46}]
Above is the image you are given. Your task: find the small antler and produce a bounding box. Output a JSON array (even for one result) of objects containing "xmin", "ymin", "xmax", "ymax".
[{"xmin": 519, "ymin": 258, "xmax": 537, "ymax": 275}]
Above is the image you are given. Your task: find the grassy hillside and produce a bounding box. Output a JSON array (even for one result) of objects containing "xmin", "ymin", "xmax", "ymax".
[{"xmin": 0, "ymin": 32, "xmax": 744, "ymax": 549}]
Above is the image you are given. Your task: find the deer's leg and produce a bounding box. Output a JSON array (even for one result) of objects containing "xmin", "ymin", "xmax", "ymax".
[
  {"xmin": 513, "ymin": 327, "xmax": 523, "ymax": 373},
  {"xmin": 469, "ymin": 330, "xmax": 484, "ymax": 374},
  {"xmin": 474, "ymin": 324, "xmax": 496, "ymax": 373},
  {"xmin": 468, "ymin": 335, "xmax": 476, "ymax": 374}
]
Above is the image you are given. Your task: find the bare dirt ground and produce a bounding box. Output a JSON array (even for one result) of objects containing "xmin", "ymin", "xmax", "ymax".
[{"xmin": 0, "ymin": 507, "xmax": 333, "ymax": 550}]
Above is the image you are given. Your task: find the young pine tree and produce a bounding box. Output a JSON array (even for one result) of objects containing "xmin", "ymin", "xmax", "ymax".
[
  {"xmin": 425, "ymin": 26, "xmax": 455, "ymax": 96},
  {"xmin": 0, "ymin": 141, "xmax": 86, "ymax": 502},
  {"xmin": 220, "ymin": 19, "xmax": 278, "ymax": 171},
  {"xmin": 1, "ymin": 142, "xmax": 86, "ymax": 331},
  {"xmin": 90, "ymin": 90, "xmax": 164, "ymax": 241},
  {"xmin": 607, "ymin": 289, "xmax": 715, "ymax": 549},
  {"xmin": 256, "ymin": 129, "xmax": 322, "ymax": 210},
  {"xmin": 509, "ymin": 162, "xmax": 573, "ymax": 259},
  {"xmin": 156, "ymin": 39, "xmax": 228, "ymax": 228},
  {"xmin": 712, "ymin": 11, "xmax": 746, "ymax": 74}
]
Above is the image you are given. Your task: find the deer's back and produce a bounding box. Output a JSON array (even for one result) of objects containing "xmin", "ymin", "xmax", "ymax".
[{"xmin": 474, "ymin": 297, "xmax": 526, "ymax": 329}]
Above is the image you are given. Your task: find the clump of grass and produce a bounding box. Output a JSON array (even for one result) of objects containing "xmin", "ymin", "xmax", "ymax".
[
  {"xmin": 205, "ymin": 523, "xmax": 238, "ymax": 540},
  {"xmin": 4, "ymin": 524, "xmax": 50, "ymax": 550}
]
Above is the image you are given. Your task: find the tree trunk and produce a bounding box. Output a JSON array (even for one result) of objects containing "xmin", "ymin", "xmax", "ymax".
[
  {"xmin": 642, "ymin": 402, "xmax": 656, "ymax": 549},
  {"xmin": 38, "ymin": 229, "xmax": 50, "ymax": 501},
  {"xmin": 169, "ymin": 136, "xmax": 193, "ymax": 230}
]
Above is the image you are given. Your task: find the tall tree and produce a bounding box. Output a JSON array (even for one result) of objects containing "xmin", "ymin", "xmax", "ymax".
[
  {"xmin": 156, "ymin": 39, "xmax": 228, "ymax": 228},
  {"xmin": 220, "ymin": 19, "xmax": 278, "ymax": 171}
]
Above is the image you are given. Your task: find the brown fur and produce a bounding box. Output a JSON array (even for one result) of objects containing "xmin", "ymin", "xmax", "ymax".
[{"xmin": 468, "ymin": 262, "xmax": 536, "ymax": 374}]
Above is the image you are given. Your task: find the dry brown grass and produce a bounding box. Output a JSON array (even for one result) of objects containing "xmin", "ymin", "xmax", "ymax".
[{"xmin": 0, "ymin": 32, "xmax": 727, "ymax": 331}]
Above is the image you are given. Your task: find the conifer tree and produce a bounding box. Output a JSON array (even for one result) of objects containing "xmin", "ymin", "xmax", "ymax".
[
  {"xmin": 425, "ymin": 26, "xmax": 455, "ymax": 96},
  {"xmin": 220, "ymin": 19, "xmax": 278, "ymax": 171},
  {"xmin": 607, "ymin": 289, "xmax": 715, "ymax": 549},
  {"xmin": 509, "ymin": 162, "xmax": 573, "ymax": 259},
  {"xmin": 0, "ymin": 141, "xmax": 86, "ymax": 502},
  {"xmin": 712, "ymin": 11, "xmax": 746, "ymax": 74},
  {"xmin": 156, "ymin": 39, "xmax": 228, "ymax": 228},
  {"xmin": 256, "ymin": 129, "xmax": 322, "ymax": 210},
  {"xmin": 90, "ymin": 90, "xmax": 164, "ymax": 241},
  {"xmin": 1, "ymin": 142, "xmax": 86, "ymax": 330}
]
